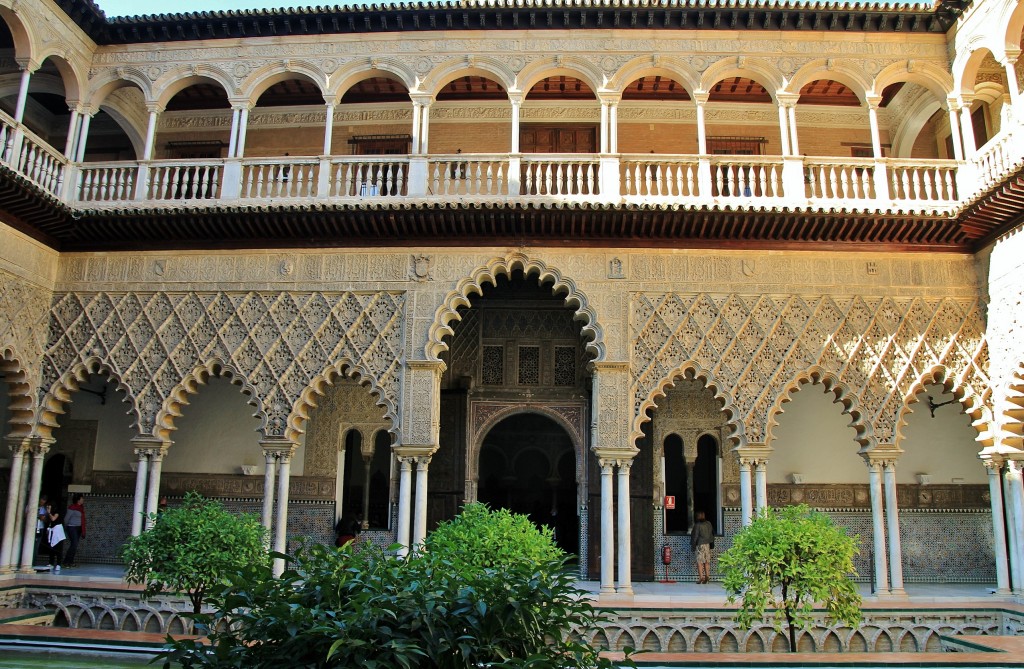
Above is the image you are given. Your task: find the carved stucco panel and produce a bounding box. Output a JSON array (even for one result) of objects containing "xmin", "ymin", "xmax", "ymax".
[
  {"xmin": 0, "ymin": 268, "xmax": 51, "ymax": 417},
  {"xmin": 40, "ymin": 291, "xmax": 404, "ymax": 440},
  {"xmin": 632, "ymin": 293, "xmax": 989, "ymax": 449},
  {"xmin": 304, "ymin": 380, "xmax": 390, "ymax": 477}
]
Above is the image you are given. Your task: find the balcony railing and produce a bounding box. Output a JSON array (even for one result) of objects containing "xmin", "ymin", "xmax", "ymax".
[{"xmin": 1, "ymin": 108, "xmax": 1022, "ymax": 217}]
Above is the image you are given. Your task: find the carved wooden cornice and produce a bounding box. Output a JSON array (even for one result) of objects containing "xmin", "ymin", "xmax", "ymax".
[{"xmin": 82, "ymin": 2, "xmax": 965, "ymax": 46}]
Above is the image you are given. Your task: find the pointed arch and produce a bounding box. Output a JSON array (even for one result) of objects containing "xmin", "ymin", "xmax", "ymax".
[
  {"xmin": 420, "ymin": 57, "xmax": 515, "ymax": 97},
  {"xmin": 426, "ymin": 252, "xmax": 604, "ymax": 362},
  {"xmin": 154, "ymin": 65, "xmax": 237, "ymax": 109},
  {"xmin": 516, "ymin": 58, "xmax": 603, "ymax": 97},
  {"xmin": 0, "ymin": 344, "xmax": 35, "ymax": 439},
  {"xmin": 634, "ymin": 363, "xmax": 740, "ymax": 450},
  {"xmin": 607, "ymin": 56, "xmax": 700, "ymax": 96},
  {"xmin": 287, "ymin": 357, "xmax": 398, "ymax": 446},
  {"xmin": 154, "ymin": 359, "xmax": 264, "ymax": 442},
  {"xmin": 241, "ymin": 61, "xmax": 328, "ymax": 104},
  {"xmin": 329, "ymin": 60, "xmax": 416, "ymax": 100},
  {"xmin": 764, "ymin": 366, "xmax": 867, "ymax": 449},
  {"xmin": 37, "ymin": 356, "xmax": 139, "ymax": 440}
]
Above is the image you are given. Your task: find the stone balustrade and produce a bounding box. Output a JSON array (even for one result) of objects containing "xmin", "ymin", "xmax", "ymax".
[{"xmin": 3, "ymin": 108, "xmax": 1022, "ymax": 216}]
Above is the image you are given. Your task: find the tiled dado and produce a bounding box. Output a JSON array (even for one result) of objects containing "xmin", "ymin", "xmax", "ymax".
[
  {"xmin": 90, "ymin": 471, "xmax": 336, "ymax": 501},
  {"xmin": 74, "ymin": 495, "xmax": 337, "ymax": 564},
  {"xmin": 722, "ymin": 484, "xmax": 989, "ymax": 509},
  {"xmin": 657, "ymin": 509, "xmax": 995, "ymax": 584}
]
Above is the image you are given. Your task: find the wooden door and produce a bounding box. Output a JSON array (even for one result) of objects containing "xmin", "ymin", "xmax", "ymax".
[{"xmin": 520, "ymin": 126, "xmax": 597, "ymax": 153}]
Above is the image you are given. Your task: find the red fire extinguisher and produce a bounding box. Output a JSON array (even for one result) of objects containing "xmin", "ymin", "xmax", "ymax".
[{"xmin": 662, "ymin": 544, "xmax": 672, "ymax": 565}]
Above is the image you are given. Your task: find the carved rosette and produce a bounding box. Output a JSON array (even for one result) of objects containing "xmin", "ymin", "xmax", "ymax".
[
  {"xmin": 631, "ymin": 293, "xmax": 989, "ymax": 449},
  {"xmin": 39, "ymin": 291, "xmax": 404, "ymax": 440}
]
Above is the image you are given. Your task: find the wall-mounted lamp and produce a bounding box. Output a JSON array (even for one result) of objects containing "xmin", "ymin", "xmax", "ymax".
[
  {"xmin": 916, "ymin": 474, "xmax": 931, "ymax": 486},
  {"xmin": 129, "ymin": 462, "xmax": 138, "ymax": 473},
  {"xmin": 240, "ymin": 465, "xmax": 259, "ymax": 476},
  {"xmin": 789, "ymin": 473, "xmax": 803, "ymax": 485},
  {"xmin": 926, "ymin": 395, "xmax": 957, "ymax": 418}
]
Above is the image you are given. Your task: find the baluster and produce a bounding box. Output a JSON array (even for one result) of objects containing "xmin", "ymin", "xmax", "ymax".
[
  {"xmin": 170, "ymin": 166, "xmax": 182, "ymax": 199},
  {"xmin": 908, "ymin": 169, "xmax": 920, "ymax": 200},
  {"xmin": 82, "ymin": 170, "xmax": 94, "ymax": 201},
  {"xmin": 944, "ymin": 169, "xmax": 954, "ymax": 200},
  {"xmin": 624, "ymin": 163, "xmax": 634, "ymax": 196},
  {"xmin": 924, "ymin": 169, "xmax": 936, "ymax": 201},
  {"xmin": 538, "ymin": 163, "xmax": 548, "ymax": 195},
  {"xmin": 484, "ymin": 163, "xmax": 494, "ymax": 195},
  {"xmin": 206, "ymin": 166, "xmax": 218, "ymax": 198},
  {"xmin": 429, "ymin": 162, "xmax": 440, "ymax": 195},
  {"xmin": 115, "ymin": 168, "xmax": 126, "ymax": 200},
  {"xmin": 96, "ymin": 169, "xmax": 108, "ymax": 201},
  {"xmin": 897, "ymin": 169, "xmax": 908, "ymax": 200},
  {"xmin": 384, "ymin": 163, "xmax": 394, "ymax": 195},
  {"xmin": 331, "ymin": 162, "xmax": 342, "ymax": 197}
]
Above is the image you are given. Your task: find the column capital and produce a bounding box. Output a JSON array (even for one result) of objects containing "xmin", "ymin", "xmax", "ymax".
[
  {"xmin": 14, "ymin": 57, "xmax": 40, "ymax": 74},
  {"xmin": 597, "ymin": 92, "xmax": 622, "ymax": 105},
  {"xmin": 1001, "ymin": 48, "xmax": 1021, "ymax": 66},
  {"xmin": 864, "ymin": 447, "xmax": 901, "ymax": 467},
  {"xmin": 776, "ymin": 91, "xmax": 800, "ymax": 107},
  {"xmin": 394, "ymin": 443, "xmax": 437, "ymax": 459},
  {"xmin": 981, "ymin": 454, "xmax": 1005, "ymax": 470},
  {"xmin": 944, "ymin": 96, "xmax": 962, "ymax": 112},
  {"xmin": 957, "ymin": 94, "xmax": 976, "ymax": 107},
  {"xmin": 507, "ymin": 92, "xmax": 524, "ymax": 105},
  {"xmin": 228, "ymin": 99, "xmax": 254, "ymax": 111},
  {"xmin": 3, "ymin": 436, "xmax": 33, "ymax": 454},
  {"xmin": 414, "ymin": 455, "xmax": 432, "ymax": 468},
  {"xmin": 259, "ymin": 439, "xmax": 298, "ymax": 457},
  {"xmin": 594, "ymin": 447, "xmax": 637, "ymax": 464},
  {"xmin": 145, "ymin": 102, "xmax": 165, "ymax": 114},
  {"xmin": 410, "ymin": 92, "xmax": 434, "ymax": 106},
  {"xmin": 322, "ymin": 94, "xmax": 338, "ymax": 107},
  {"xmin": 1006, "ymin": 459, "xmax": 1024, "ymax": 479},
  {"xmin": 864, "ymin": 94, "xmax": 883, "ymax": 110},
  {"xmin": 691, "ymin": 91, "xmax": 710, "ymax": 105}
]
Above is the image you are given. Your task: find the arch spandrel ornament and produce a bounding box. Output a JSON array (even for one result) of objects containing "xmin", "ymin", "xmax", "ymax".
[
  {"xmin": 0, "ymin": 268, "xmax": 50, "ymax": 437},
  {"xmin": 425, "ymin": 252, "xmax": 605, "ymax": 363},
  {"xmin": 39, "ymin": 290, "xmax": 404, "ymax": 441},
  {"xmin": 632, "ymin": 292, "xmax": 990, "ymax": 456}
]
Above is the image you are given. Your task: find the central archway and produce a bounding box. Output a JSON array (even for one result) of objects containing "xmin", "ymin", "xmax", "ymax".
[{"xmin": 477, "ymin": 412, "xmax": 579, "ymax": 556}]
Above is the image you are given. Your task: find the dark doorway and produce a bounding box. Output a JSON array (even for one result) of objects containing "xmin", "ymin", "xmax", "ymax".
[
  {"xmin": 41, "ymin": 453, "xmax": 70, "ymax": 512},
  {"xmin": 477, "ymin": 413, "xmax": 579, "ymax": 556},
  {"xmin": 693, "ymin": 435, "xmax": 719, "ymax": 534},
  {"xmin": 663, "ymin": 434, "xmax": 689, "ymax": 533}
]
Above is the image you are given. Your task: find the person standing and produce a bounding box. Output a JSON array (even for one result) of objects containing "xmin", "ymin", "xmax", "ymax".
[
  {"xmin": 691, "ymin": 510, "xmax": 715, "ymax": 584},
  {"xmin": 45, "ymin": 503, "xmax": 66, "ymax": 574},
  {"xmin": 63, "ymin": 494, "xmax": 86, "ymax": 568},
  {"xmin": 35, "ymin": 495, "xmax": 49, "ymax": 567}
]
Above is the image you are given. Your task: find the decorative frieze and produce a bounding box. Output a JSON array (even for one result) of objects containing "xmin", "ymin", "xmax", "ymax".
[
  {"xmin": 720, "ymin": 483, "xmax": 989, "ymax": 509},
  {"xmin": 90, "ymin": 470, "xmax": 336, "ymax": 501}
]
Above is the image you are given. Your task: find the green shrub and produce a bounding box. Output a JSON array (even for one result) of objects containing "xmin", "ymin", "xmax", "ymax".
[
  {"xmin": 719, "ymin": 504, "xmax": 862, "ymax": 652},
  {"xmin": 164, "ymin": 504, "xmax": 628, "ymax": 669},
  {"xmin": 122, "ymin": 491, "xmax": 268, "ymax": 615},
  {"xmin": 424, "ymin": 502, "xmax": 563, "ymax": 571}
]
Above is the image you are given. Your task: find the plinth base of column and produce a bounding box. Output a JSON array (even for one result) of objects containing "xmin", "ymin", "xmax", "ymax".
[
  {"xmin": 600, "ymin": 584, "xmax": 616, "ymax": 595},
  {"xmin": 993, "ymin": 587, "xmax": 1012, "ymax": 596},
  {"xmin": 616, "ymin": 585, "xmax": 634, "ymax": 596},
  {"xmin": 888, "ymin": 587, "xmax": 908, "ymax": 598}
]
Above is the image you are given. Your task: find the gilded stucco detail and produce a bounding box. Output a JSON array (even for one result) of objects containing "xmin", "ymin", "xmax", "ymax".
[
  {"xmin": 632, "ymin": 293, "xmax": 989, "ymax": 449},
  {"xmin": 39, "ymin": 291, "xmax": 404, "ymax": 440}
]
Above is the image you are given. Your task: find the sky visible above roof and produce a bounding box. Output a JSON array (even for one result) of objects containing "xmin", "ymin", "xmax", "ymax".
[{"xmin": 94, "ymin": 0, "xmax": 930, "ymax": 19}]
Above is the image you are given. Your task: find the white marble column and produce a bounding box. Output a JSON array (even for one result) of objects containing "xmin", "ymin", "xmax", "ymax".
[
  {"xmin": 599, "ymin": 101, "xmax": 610, "ymax": 154},
  {"xmin": 609, "ymin": 101, "xmax": 619, "ymax": 154},
  {"xmin": 323, "ymin": 102, "xmax": 335, "ymax": 155},
  {"xmin": 410, "ymin": 102, "xmax": 422, "ymax": 155},
  {"xmin": 984, "ymin": 459, "xmax": 1011, "ymax": 594},
  {"xmin": 786, "ymin": 103, "xmax": 800, "ymax": 154},
  {"xmin": 13, "ymin": 68, "xmax": 31, "ymax": 124},
  {"xmin": 10, "ymin": 454, "xmax": 29, "ymax": 567},
  {"xmin": 74, "ymin": 112, "xmax": 94, "ymax": 162},
  {"xmin": 18, "ymin": 442, "xmax": 48, "ymax": 572},
  {"xmin": 142, "ymin": 107, "xmax": 160, "ymax": 161},
  {"xmin": 235, "ymin": 106, "xmax": 251, "ymax": 158},
  {"xmin": 882, "ymin": 460, "xmax": 905, "ymax": 595},
  {"xmin": 1005, "ymin": 461, "xmax": 1024, "ymax": 593},
  {"xmin": 694, "ymin": 94, "xmax": 709, "ymax": 154},
  {"xmin": 273, "ymin": 450, "xmax": 293, "ymax": 577},
  {"xmin": 63, "ymin": 108, "xmax": 82, "ymax": 158},
  {"xmin": 510, "ymin": 97, "xmax": 522, "ymax": 153},
  {"xmin": 754, "ymin": 460, "xmax": 768, "ymax": 514},
  {"xmin": 413, "ymin": 456, "xmax": 431, "ymax": 549},
  {"xmin": 227, "ymin": 107, "xmax": 242, "ymax": 157},
  {"xmin": 616, "ymin": 459, "xmax": 633, "ymax": 595},
  {"xmin": 867, "ymin": 99, "xmax": 883, "ymax": 158},
  {"xmin": 0, "ymin": 439, "xmax": 27, "ymax": 572},
  {"xmin": 1002, "ymin": 53, "xmax": 1021, "ymax": 108},
  {"xmin": 599, "ymin": 459, "xmax": 615, "ymax": 594},
  {"xmin": 946, "ymin": 100, "xmax": 964, "ymax": 160},
  {"xmin": 130, "ymin": 448, "xmax": 151, "ymax": 536},
  {"xmin": 739, "ymin": 458, "xmax": 753, "ymax": 526},
  {"xmin": 866, "ymin": 460, "xmax": 890, "ymax": 594},
  {"xmin": 776, "ymin": 102, "xmax": 791, "ymax": 156},
  {"xmin": 419, "ymin": 102, "xmax": 431, "ymax": 155},
  {"xmin": 261, "ymin": 448, "xmax": 278, "ymax": 531},
  {"xmin": 144, "ymin": 447, "xmax": 166, "ymax": 529},
  {"xmin": 396, "ymin": 456, "xmax": 413, "ymax": 557},
  {"xmin": 958, "ymin": 97, "xmax": 977, "ymax": 156}
]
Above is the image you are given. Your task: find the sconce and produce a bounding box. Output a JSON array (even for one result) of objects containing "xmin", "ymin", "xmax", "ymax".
[
  {"xmin": 240, "ymin": 465, "xmax": 259, "ymax": 476},
  {"xmin": 129, "ymin": 462, "xmax": 139, "ymax": 473},
  {"xmin": 788, "ymin": 473, "xmax": 803, "ymax": 485},
  {"xmin": 916, "ymin": 474, "xmax": 931, "ymax": 486}
]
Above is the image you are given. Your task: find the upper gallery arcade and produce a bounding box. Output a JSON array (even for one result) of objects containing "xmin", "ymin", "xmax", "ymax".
[{"xmin": 0, "ymin": 0, "xmax": 1023, "ymax": 598}]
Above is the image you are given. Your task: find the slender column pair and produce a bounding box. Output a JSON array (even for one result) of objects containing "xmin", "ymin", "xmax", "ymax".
[
  {"xmin": 0, "ymin": 438, "xmax": 32, "ymax": 573},
  {"xmin": 394, "ymin": 451, "xmax": 433, "ymax": 556},
  {"xmin": 738, "ymin": 455, "xmax": 769, "ymax": 526},
  {"xmin": 598, "ymin": 456, "xmax": 635, "ymax": 596},
  {"xmin": 983, "ymin": 458, "xmax": 1012, "ymax": 594},
  {"xmin": 129, "ymin": 440, "xmax": 170, "ymax": 536},
  {"xmin": 258, "ymin": 443, "xmax": 296, "ymax": 576},
  {"xmin": 1002, "ymin": 460, "xmax": 1024, "ymax": 594},
  {"xmin": 410, "ymin": 97, "xmax": 432, "ymax": 155},
  {"xmin": 227, "ymin": 104, "xmax": 252, "ymax": 158},
  {"xmin": 865, "ymin": 456, "xmax": 905, "ymax": 596}
]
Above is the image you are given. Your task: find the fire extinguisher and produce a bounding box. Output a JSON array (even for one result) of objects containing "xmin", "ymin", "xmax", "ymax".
[{"xmin": 662, "ymin": 544, "xmax": 672, "ymax": 565}]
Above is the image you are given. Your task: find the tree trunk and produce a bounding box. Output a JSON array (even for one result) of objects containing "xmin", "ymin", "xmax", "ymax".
[{"xmin": 781, "ymin": 582, "xmax": 796, "ymax": 653}]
